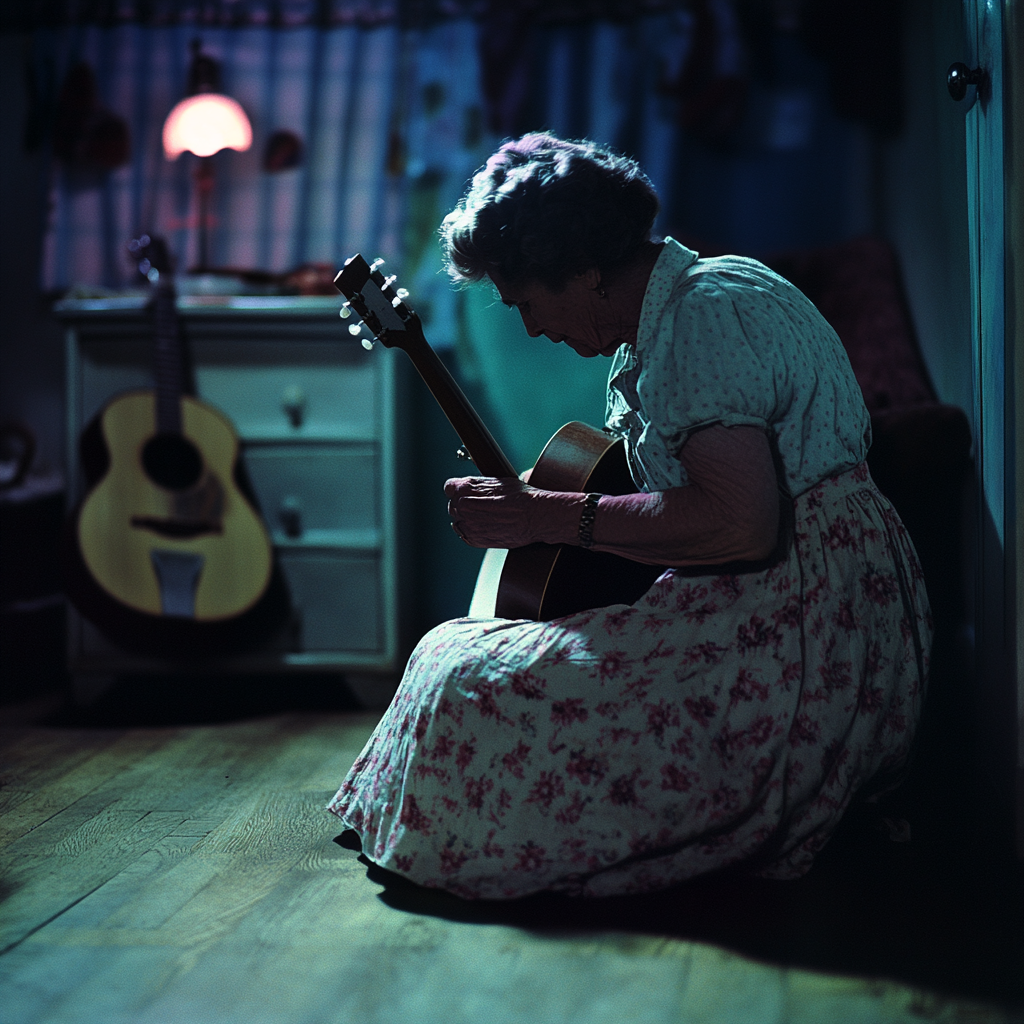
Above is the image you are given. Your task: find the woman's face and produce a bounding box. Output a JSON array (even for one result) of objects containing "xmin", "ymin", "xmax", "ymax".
[{"xmin": 490, "ymin": 270, "xmax": 625, "ymax": 358}]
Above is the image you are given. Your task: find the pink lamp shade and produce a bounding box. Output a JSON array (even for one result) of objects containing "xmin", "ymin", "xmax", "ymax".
[{"xmin": 162, "ymin": 94, "xmax": 252, "ymax": 159}]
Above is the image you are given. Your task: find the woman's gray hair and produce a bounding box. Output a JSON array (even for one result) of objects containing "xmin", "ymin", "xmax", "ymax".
[{"xmin": 440, "ymin": 133, "xmax": 660, "ymax": 291}]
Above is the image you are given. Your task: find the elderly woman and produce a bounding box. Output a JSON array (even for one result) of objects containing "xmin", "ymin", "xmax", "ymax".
[{"xmin": 329, "ymin": 133, "xmax": 931, "ymax": 898}]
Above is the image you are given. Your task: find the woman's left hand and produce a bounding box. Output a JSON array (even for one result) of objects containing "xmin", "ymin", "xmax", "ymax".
[{"xmin": 444, "ymin": 476, "xmax": 582, "ymax": 549}]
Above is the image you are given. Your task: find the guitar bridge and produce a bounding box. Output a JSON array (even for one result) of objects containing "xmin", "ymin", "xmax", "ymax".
[{"xmin": 131, "ymin": 515, "xmax": 223, "ymax": 539}]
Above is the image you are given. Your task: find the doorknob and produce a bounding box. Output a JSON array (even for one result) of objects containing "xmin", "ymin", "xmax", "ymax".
[{"xmin": 947, "ymin": 62, "xmax": 985, "ymax": 101}]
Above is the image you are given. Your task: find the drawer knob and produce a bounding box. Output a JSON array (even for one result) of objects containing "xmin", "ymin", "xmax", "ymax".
[
  {"xmin": 279, "ymin": 495, "xmax": 303, "ymax": 539},
  {"xmin": 281, "ymin": 385, "xmax": 306, "ymax": 428}
]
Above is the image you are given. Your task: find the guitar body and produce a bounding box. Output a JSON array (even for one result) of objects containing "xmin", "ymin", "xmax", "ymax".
[
  {"xmin": 477, "ymin": 422, "xmax": 665, "ymax": 620},
  {"xmin": 64, "ymin": 390, "xmax": 287, "ymax": 659},
  {"xmin": 75, "ymin": 391, "xmax": 272, "ymax": 621}
]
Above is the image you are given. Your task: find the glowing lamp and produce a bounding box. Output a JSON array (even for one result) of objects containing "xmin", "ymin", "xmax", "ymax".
[
  {"xmin": 161, "ymin": 40, "xmax": 253, "ymax": 272},
  {"xmin": 162, "ymin": 94, "xmax": 252, "ymax": 160}
]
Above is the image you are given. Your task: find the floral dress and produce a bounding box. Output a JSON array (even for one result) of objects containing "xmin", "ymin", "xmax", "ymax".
[{"xmin": 328, "ymin": 240, "xmax": 931, "ymax": 899}]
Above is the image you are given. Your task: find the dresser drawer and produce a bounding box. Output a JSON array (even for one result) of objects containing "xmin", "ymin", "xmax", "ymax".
[
  {"xmin": 279, "ymin": 550, "xmax": 382, "ymax": 653},
  {"xmin": 243, "ymin": 444, "xmax": 379, "ymax": 541},
  {"xmin": 194, "ymin": 341, "xmax": 379, "ymax": 441},
  {"xmin": 75, "ymin": 338, "xmax": 379, "ymax": 442}
]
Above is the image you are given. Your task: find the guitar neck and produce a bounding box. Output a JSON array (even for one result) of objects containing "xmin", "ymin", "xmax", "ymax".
[
  {"xmin": 152, "ymin": 284, "xmax": 185, "ymax": 435},
  {"xmin": 332, "ymin": 252, "xmax": 516, "ymax": 478},
  {"xmin": 401, "ymin": 327, "xmax": 517, "ymax": 478}
]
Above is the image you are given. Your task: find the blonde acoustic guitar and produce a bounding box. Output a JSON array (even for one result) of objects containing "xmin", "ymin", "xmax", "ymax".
[{"xmin": 65, "ymin": 237, "xmax": 280, "ymax": 656}]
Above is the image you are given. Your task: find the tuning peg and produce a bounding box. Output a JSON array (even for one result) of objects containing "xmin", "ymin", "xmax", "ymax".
[
  {"xmin": 361, "ymin": 338, "xmax": 375, "ymax": 351},
  {"xmin": 348, "ymin": 323, "xmax": 363, "ymax": 336},
  {"xmin": 396, "ymin": 288, "xmax": 409, "ymax": 299},
  {"xmin": 370, "ymin": 258, "xmax": 385, "ymax": 272},
  {"xmin": 339, "ymin": 303, "xmax": 352, "ymax": 319}
]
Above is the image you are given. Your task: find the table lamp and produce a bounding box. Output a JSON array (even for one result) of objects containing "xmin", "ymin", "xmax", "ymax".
[{"xmin": 162, "ymin": 40, "xmax": 252, "ymax": 272}]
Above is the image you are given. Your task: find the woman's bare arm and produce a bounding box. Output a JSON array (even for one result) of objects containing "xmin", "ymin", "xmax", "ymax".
[{"xmin": 445, "ymin": 424, "xmax": 780, "ymax": 566}]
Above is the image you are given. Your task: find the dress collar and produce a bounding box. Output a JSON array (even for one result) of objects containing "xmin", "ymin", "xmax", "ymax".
[{"xmin": 635, "ymin": 237, "xmax": 700, "ymax": 358}]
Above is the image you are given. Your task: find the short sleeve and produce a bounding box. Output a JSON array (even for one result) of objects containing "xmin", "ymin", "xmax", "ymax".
[
  {"xmin": 637, "ymin": 279, "xmax": 779, "ymax": 455},
  {"xmin": 607, "ymin": 240, "xmax": 871, "ymax": 496}
]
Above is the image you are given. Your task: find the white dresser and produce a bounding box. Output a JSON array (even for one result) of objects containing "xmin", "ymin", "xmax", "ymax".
[{"xmin": 58, "ymin": 294, "xmax": 408, "ymax": 703}]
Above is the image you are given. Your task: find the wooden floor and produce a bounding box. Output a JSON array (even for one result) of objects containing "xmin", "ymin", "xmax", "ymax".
[{"xmin": 1, "ymin": 685, "xmax": 1022, "ymax": 1024}]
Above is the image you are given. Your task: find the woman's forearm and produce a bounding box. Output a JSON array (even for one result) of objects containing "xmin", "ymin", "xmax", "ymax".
[
  {"xmin": 587, "ymin": 425, "xmax": 780, "ymax": 565},
  {"xmin": 445, "ymin": 425, "xmax": 781, "ymax": 565}
]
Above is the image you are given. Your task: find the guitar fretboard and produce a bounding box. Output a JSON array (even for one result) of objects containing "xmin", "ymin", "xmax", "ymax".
[{"xmin": 152, "ymin": 286, "xmax": 184, "ymax": 436}]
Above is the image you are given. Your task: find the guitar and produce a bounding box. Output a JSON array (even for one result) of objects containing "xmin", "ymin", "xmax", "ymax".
[
  {"xmin": 63, "ymin": 236, "xmax": 283, "ymax": 656},
  {"xmin": 334, "ymin": 254, "xmax": 664, "ymax": 621}
]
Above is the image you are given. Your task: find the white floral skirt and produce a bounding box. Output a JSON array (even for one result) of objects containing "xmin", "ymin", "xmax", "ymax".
[{"xmin": 328, "ymin": 463, "xmax": 931, "ymax": 898}]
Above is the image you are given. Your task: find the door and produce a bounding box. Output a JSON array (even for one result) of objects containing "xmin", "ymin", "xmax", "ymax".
[{"xmin": 959, "ymin": 0, "xmax": 1022, "ymax": 855}]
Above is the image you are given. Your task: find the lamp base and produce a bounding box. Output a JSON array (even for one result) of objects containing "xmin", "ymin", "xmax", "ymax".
[{"xmin": 193, "ymin": 157, "xmax": 215, "ymax": 273}]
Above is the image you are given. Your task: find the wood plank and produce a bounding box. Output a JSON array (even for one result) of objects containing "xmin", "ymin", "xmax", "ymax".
[
  {"xmin": 39, "ymin": 846, "xmax": 226, "ymax": 934},
  {"xmin": 782, "ymin": 969, "xmax": 1010, "ymax": 1024},
  {"xmin": 0, "ymin": 730, "xmax": 175, "ymax": 850},
  {"xmin": 0, "ymin": 944, "xmax": 178, "ymax": 1024},
  {"xmin": 0, "ymin": 804, "xmax": 187, "ymax": 951},
  {"xmin": 0, "ymin": 728, "xmax": 110, "ymax": 792},
  {"xmin": 80, "ymin": 723, "xmax": 285, "ymax": 813},
  {"xmin": 0, "ymin": 714, "xmax": 374, "ymax": 954}
]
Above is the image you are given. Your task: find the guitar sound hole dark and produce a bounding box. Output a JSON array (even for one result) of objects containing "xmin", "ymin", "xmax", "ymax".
[{"xmin": 142, "ymin": 433, "xmax": 203, "ymax": 490}]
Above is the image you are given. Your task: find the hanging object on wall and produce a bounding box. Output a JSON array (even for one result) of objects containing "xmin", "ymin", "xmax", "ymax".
[
  {"xmin": 263, "ymin": 129, "xmax": 303, "ymax": 172},
  {"xmin": 53, "ymin": 61, "xmax": 130, "ymax": 171},
  {"xmin": 658, "ymin": 0, "xmax": 749, "ymax": 149}
]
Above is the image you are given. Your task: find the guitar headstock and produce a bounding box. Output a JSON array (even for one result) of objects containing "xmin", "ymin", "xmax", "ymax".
[
  {"xmin": 128, "ymin": 234, "xmax": 174, "ymax": 287},
  {"xmin": 333, "ymin": 254, "xmax": 418, "ymax": 351}
]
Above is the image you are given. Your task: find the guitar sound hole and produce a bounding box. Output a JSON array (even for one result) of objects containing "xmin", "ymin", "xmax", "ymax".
[{"xmin": 142, "ymin": 433, "xmax": 203, "ymax": 491}]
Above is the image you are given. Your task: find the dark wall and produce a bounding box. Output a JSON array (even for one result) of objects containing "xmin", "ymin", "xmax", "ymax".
[{"xmin": 0, "ymin": 34, "xmax": 64, "ymax": 478}]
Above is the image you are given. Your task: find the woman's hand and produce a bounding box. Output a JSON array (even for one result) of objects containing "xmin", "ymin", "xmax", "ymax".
[{"xmin": 445, "ymin": 476, "xmax": 584, "ymax": 549}]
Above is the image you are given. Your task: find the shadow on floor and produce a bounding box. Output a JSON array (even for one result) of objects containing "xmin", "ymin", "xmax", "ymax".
[{"xmin": 343, "ymin": 813, "xmax": 1024, "ymax": 1012}]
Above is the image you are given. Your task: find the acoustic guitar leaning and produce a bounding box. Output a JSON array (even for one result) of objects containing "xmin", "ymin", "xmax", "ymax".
[
  {"xmin": 334, "ymin": 254, "xmax": 665, "ymax": 621},
  {"xmin": 64, "ymin": 237, "xmax": 280, "ymax": 656}
]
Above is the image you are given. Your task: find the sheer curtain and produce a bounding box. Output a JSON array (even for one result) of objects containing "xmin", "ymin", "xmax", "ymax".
[
  {"xmin": 40, "ymin": 20, "xmax": 413, "ymax": 289},
  {"xmin": 38, "ymin": 8, "xmax": 696, "ymax": 295}
]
